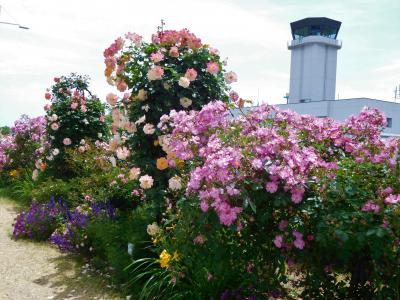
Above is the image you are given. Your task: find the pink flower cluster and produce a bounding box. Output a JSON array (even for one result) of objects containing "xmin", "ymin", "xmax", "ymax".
[
  {"xmin": 160, "ymin": 101, "xmax": 399, "ymax": 227},
  {"xmin": 151, "ymin": 29, "xmax": 202, "ymax": 49}
]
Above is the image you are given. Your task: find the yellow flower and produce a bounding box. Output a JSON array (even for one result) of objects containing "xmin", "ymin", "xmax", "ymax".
[
  {"xmin": 153, "ymin": 140, "xmax": 159, "ymax": 146},
  {"xmin": 156, "ymin": 157, "xmax": 168, "ymax": 170},
  {"xmin": 9, "ymin": 169, "xmax": 18, "ymax": 178},
  {"xmin": 172, "ymin": 251, "xmax": 181, "ymax": 262},
  {"xmin": 159, "ymin": 249, "xmax": 171, "ymax": 268},
  {"xmin": 176, "ymin": 159, "xmax": 185, "ymax": 170}
]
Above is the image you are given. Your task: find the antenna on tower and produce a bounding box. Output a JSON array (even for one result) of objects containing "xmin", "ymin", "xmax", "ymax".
[{"xmin": 394, "ymin": 85, "xmax": 400, "ymax": 101}]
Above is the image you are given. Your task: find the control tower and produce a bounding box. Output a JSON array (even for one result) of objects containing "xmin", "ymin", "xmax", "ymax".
[{"xmin": 288, "ymin": 17, "xmax": 342, "ymax": 103}]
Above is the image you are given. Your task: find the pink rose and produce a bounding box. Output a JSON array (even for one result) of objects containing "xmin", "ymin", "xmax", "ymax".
[
  {"xmin": 54, "ymin": 77, "xmax": 60, "ymax": 83},
  {"xmin": 117, "ymin": 80, "xmax": 128, "ymax": 92},
  {"xmin": 206, "ymin": 61, "xmax": 219, "ymax": 74},
  {"xmin": 70, "ymin": 102, "xmax": 78, "ymax": 110},
  {"xmin": 147, "ymin": 66, "xmax": 164, "ymax": 81},
  {"xmin": 185, "ymin": 68, "xmax": 198, "ymax": 81},
  {"xmin": 81, "ymin": 105, "xmax": 87, "ymax": 113},
  {"xmin": 44, "ymin": 104, "xmax": 51, "ymax": 111},
  {"xmin": 106, "ymin": 93, "xmax": 118, "ymax": 106},
  {"xmin": 45, "ymin": 92, "xmax": 52, "ymax": 100},
  {"xmin": 169, "ymin": 46, "xmax": 179, "ymax": 57},
  {"xmin": 150, "ymin": 51, "xmax": 164, "ymax": 63},
  {"xmin": 99, "ymin": 115, "xmax": 106, "ymax": 123},
  {"xmin": 63, "ymin": 138, "xmax": 72, "ymax": 146},
  {"xmin": 224, "ymin": 71, "xmax": 238, "ymax": 84}
]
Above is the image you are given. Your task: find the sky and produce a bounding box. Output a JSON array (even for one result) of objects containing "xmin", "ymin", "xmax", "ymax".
[{"xmin": 0, "ymin": 0, "xmax": 399, "ymax": 126}]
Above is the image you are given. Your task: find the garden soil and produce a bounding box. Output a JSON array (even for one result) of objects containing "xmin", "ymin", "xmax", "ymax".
[{"xmin": 0, "ymin": 198, "xmax": 122, "ymax": 300}]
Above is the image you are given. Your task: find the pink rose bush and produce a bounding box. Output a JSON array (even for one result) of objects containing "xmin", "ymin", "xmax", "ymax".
[
  {"xmin": 40, "ymin": 74, "xmax": 109, "ymax": 178},
  {"xmin": 102, "ymin": 27, "xmax": 239, "ymax": 205}
]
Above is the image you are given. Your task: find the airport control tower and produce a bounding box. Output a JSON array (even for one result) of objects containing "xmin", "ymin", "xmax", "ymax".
[{"xmin": 288, "ymin": 17, "xmax": 342, "ymax": 103}]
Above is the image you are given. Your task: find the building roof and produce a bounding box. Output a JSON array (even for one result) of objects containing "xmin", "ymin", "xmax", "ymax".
[{"xmin": 290, "ymin": 17, "xmax": 341, "ymax": 40}]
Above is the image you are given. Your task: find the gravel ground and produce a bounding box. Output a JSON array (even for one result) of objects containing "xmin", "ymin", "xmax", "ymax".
[{"xmin": 0, "ymin": 197, "xmax": 122, "ymax": 300}]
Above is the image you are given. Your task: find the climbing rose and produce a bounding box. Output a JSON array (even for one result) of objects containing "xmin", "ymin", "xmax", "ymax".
[
  {"xmin": 184, "ymin": 68, "xmax": 198, "ymax": 81},
  {"xmin": 143, "ymin": 123, "xmax": 155, "ymax": 135},
  {"xmin": 178, "ymin": 77, "xmax": 190, "ymax": 88},
  {"xmin": 139, "ymin": 175, "xmax": 154, "ymax": 189},
  {"xmin": 206, "ymin": 61, "xmax": 219, "ymax": 74},
  {"xmin": 63, "ymin": 138, "xmax": 72, "ymax": 146},
  {"xmin": 147, "ymin": 66, "xmax": 164, "ymax": 80},
  {"xmin": 224, "ymin": 71, "xmax": 237, "ymax": 83}
]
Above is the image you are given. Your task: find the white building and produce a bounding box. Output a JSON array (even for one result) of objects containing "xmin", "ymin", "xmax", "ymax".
[{"xmin": 277, "ymin": 17, "xmax": 400, "ymax": 137}]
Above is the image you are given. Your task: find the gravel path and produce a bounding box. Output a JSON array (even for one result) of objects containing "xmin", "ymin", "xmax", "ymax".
[{"xmin": 0, "ymin": 198, "xmax": 122, "ymax": 300}]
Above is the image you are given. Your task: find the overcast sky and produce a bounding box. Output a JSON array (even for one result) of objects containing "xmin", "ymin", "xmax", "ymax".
[{"xmin": 1, "ymin": 0, "xmax": 399, "ymax": 126}]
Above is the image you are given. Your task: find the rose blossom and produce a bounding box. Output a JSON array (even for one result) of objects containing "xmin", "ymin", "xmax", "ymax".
[
  {"xmin": 129, "ymin": 167, "xmax": 141, "ymax": 180},
  {"xmin": 116, "ymin": 146, "xmax": 130, "ymax": 160},
  {"xmin": 63, "ymin": 138, "xmax": 72, "ymax": 146},
  {"xmin": 143, "ymin": 123, "xmax": 155, "ymax": 135},
  {"xmin": 169, "ymin": 46, "xmax": 179, "ymax": 58},
  {"xmin": 51, "ymin": 123, "xmax": 59, "ymax": 131},
  {"xmin": 146, "ymin": 222, "xmax": 159, "ymax": 236},
  {"xmin": 117, "ymin": 80, "xmax": 128, "ymax": 92},
  {"xmin": 147, "ymin": 66, "xmax": 164, "ymax": 81},
  {"xmin": 168, "ymin": 176, "xmax": 182, "ymax": 190},
  {"xmin": 139, "ymin": 175, "xmax": 154, "ymax": 189},
  {"xmin": 184, "ymin": 68, "xmax": 197, "ymax": 81},
  {"xmin": 136, "ymin": 89, "xmax": 147, "ymax": 101},
  {"xmin": 224, "ymin": 71, "xmax": 238, "ymax": 84},
  {"xmin": 81, "ymin": 105, "xmax": 87, "ymax": 113},
  {"xmin": 71, "ymin": 102, "xmax": 78, "ymax": 109},
  {"xmin": 150, "ymin": 51, "xmax": 164, "ymax": 63},
  {"xmin": 45, "ymin": 92, "xmax": 52, "ymax": 100},
  {"xmin": 206, "ymin": 61, "xmax": 219, "ymax": 74},
  {"xmin": 178, "ymin": 77, "xmax": 190, "ymax": 88},
  {"xmin": 193, "ymin": 234, "xmax": 206, "ymax": 245},
  {"xmin": 52, "ymin": 148, "xmax": 60, "ymax": 156},
  {"xmin": 106, "ymin": 93, "xmax": 118, "ymax": 106},
  {"xmin": 179, "ymin": 97, "xmax": 192, "ymax": 108}
]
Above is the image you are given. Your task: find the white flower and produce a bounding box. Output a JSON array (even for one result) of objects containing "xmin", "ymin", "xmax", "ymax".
[
  {"xmin": 224, "ymin": 71, "xmax": 237, "ymax": 84},
  {"xmin": 168, "ymin": 176, "xmax": 182, "ymax": 191},
  {"xmin": 32, "ymin": 169, "xmax": 39, "ymax": 181},
  {"xmin": 52, "ymin": 148, "xmax": 60, "ymax": 156},
  {"xmin": 83, "ymin": 118, "xmax": 89, "ymax": 125},
  {"xmin": 35, "ymin": 159, "xmax": 42, "ymax": 169},
  {"xmin": 142, "ymin": 105, "xmax": 150, "ymax": 112},
  {"xmin": 127, "ymin": 243, "xmax": 134, "ymax": 255},
  {"xmin": 179, "ymin": 97, "xmax": 192, "ymax": 108},
  {"xmin": 46, "ymin": 155, "xmax": 54, "ymax": 161},
  {"xmin": 51, "ymin": 123, "xmax": 59, "ymax": 131},
  {"xmin": 135, "ymin": 115, "xmax": 146, "ymax": 125},
  {"xmin": 143, "ymin": 123, "xmax": 155, "ymax": 135},
  {"xmin": 80, "ymin": 139, "xmax": 86, "ymax": 145},
  {"xmin": 116, "ymin": 146, "xmax": 130, "ymax": 160},
  {"xmin": 129, "ymin": 167, "xmax": 141, "ymax": 180},
  {"xmin": 78, "ymin": 146, "xmax": 86, "ymax": 153},
  {"xmin": 109, "ymin": 156, "xmax": 117, "ymax": 167},
  {"xmin": 98, "ymin": 132, "xmax": 103, "ymax": 138},
  {"xmin": 146, "ymin": 222, "xmax": 160, "ymax": 236},
  {"xmin": 51, "ymin": 114, "xmax": 58, "ymax": 121},
  {"xmin": 139, "ymin": 175, "xmax": 154, "ymax": 189},
  {"xmin": 178, "ymin": 77, "xmax": 190, "ymax": 88}
]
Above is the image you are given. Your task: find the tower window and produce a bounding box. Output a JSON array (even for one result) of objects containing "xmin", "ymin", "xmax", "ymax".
[{"xmin": 387, "ymin": 118, "xmax": 392, "ymax": 128}]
